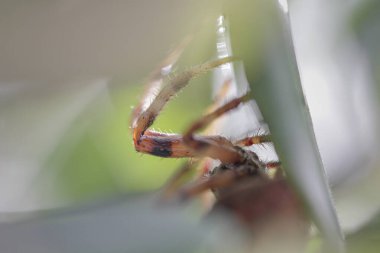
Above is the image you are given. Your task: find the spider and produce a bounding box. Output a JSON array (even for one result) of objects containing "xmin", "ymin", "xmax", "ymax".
[{"xmin": 130, "ymin": 42, "xmax": 308, "ymax": 250}]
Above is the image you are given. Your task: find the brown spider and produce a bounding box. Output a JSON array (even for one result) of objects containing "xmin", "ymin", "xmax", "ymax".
[{"xmin": 130, "ymin": 42, "xmax": 309, "ymax": 250}]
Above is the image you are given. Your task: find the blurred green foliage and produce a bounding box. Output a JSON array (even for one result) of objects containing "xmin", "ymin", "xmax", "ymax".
[{"xmin": 43, "ymin": 69, "xmax": 214, "ymax": 203}]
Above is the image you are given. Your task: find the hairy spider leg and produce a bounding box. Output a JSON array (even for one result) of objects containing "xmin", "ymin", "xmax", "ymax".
[
  {"xmin": 133, "ymin": 56, "xmax": 235, "ymax": 142},
  {"xmin": 234, "ymin": 134, "xmax": 272, "ymax": 146},
  {"xmin": 132, "ymin": 57, "xmax": 238, "ymax": 158},
  {"xmin": 201, "ymin": 79, "xmax": 274, "ymax": 161},
  {"xmin": 130, "ymin": 36, "xmax": 191, "ymax": 128},
  {"xmin": 233, "ymin": 136, "xmax": 283, "ymax": 172},
  {"xmin": 182, "ymin": 93, "xmax": 251, "ymax": 164}
]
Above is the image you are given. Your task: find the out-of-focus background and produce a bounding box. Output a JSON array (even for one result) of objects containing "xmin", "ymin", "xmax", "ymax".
[
  {"xmin": 1, "ymin": 0, "xmax": 380, "ymax": 252},
  {"xmin": 0, "ymin": 0, "xmax": 219, "ymax": 211}
]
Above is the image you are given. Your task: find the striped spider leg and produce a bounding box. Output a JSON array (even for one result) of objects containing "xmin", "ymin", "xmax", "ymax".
[
  {"xmin": 131, "ymin": 54, "xmax": 275, "ymax": 165},
  {"xmin": 132, "ymin": 55, "xmax": 253, "ymax": 163}
]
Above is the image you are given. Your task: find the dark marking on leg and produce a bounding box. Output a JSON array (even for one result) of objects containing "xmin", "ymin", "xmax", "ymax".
[
  {"xmin": 151, "ymin": 147, "xmax": 172, "ymax": 157},
  {"xmin": 150, "ymin": 138, "xmax": 173, "ymax": 157}
]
